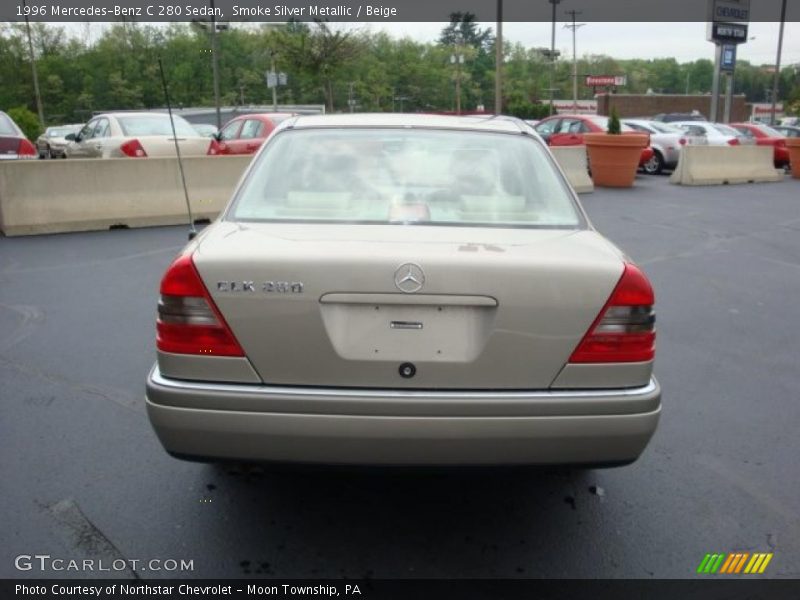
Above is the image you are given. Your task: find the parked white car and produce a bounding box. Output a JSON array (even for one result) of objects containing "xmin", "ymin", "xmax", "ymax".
[
  {"xmin": 670, "ymin": 121, "xmax": 753, "ymax": 147},
  {"xmin": 623, "ymin": 119, "xmax": 706, "ymax": 174},
  {"xmin": 65, "ymin": 112, "xmax": 220, "ymax": 159}
]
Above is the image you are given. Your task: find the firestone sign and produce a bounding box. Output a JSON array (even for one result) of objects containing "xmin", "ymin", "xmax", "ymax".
[{"xmin": 585, "ymin": 76, "xmax": 627, "ymax": 87}]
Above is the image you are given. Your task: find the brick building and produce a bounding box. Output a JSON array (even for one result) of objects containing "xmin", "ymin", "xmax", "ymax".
[{"xmin": 596, "ymin": 93, "xmax": 749, "ymax": 121}]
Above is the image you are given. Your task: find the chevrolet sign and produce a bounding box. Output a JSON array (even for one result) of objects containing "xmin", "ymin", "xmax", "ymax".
[{"xmin": 707, "ymin": 0, "xmax": 750, "ymax": 23}]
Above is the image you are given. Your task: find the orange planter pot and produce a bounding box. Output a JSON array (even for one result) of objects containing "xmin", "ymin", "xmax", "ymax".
[
  {"xmin": 584, "ymin": 133, "xmax": 649, "ymax": 188},
  {"xmin": 786, "ymin": 138, "xmax": 800, "ymax": 179}
]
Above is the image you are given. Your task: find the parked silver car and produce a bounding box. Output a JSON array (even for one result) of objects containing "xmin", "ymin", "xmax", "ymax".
[
  {"xmin": 146, "ymin": 114, "xmax": 660, "ymax": 467},
  {"xmin": 36, "ymin": 124, "xmax": 83, "ymax": 159},
  {"xmin": 623, "ymin": 119, "xmax": 706, "ymax": 174}
]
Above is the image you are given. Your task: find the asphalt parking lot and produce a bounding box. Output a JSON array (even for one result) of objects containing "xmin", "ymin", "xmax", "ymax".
[{"xmin": 2, "ymin": 174, "xmax": 799, "ymax": 579}]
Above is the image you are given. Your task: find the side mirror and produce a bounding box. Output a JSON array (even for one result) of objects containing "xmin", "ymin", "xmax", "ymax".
[
  {"xmin": 65, "ymin": 133, "xmax": 76, "ymax": 141},
  {"xmin": 214, "ymin": 132, "xmax": 223, "ymax": 142}
]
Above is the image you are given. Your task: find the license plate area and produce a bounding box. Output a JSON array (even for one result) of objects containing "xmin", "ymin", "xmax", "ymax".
[{"xmin": 319, "ymin": 294, "xmax": 497, "ymax": 362}]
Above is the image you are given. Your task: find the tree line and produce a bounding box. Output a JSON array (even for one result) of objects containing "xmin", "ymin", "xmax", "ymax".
[{"xmin": 1, "ymin": 16, "xmax": 798, "ymax": 140}]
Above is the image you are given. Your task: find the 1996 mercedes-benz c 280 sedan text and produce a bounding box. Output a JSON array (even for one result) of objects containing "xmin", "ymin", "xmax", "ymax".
[{"xmin": 146, "ymin": 114, "xmax": 660, "ymax": 466}]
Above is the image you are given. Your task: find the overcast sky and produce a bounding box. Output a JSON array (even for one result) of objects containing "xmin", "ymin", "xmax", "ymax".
[{"xmin": 358, "ymin": 21, "xmax": 800, "ymax": 66}]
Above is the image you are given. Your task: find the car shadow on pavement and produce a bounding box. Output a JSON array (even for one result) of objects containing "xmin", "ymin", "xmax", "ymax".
[{"xmin": 195, "ymin": 462, "xmax": 610, "ymax": 578}]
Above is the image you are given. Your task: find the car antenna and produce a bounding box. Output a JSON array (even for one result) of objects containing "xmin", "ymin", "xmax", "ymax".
[{"xmin": 157, "ymin": 56, "xmax": 197, "ymax": 241}]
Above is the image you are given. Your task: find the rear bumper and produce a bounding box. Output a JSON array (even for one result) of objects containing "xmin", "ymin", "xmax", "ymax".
[{"xmin": 146, "ymin": 366, "xmax": 661, "ymax": 466}]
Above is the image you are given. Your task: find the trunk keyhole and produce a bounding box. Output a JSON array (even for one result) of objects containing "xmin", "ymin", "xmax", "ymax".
[{"xmin": 399, "ymin": 363, "xmax": 416, "ymax": 378}]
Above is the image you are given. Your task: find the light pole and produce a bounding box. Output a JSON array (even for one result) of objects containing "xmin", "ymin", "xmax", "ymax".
[
  {"xmin": 548, "ymin": 0, "xmax": 561, "ymax": 116},
  {"xmin": 22, "ymin": 0, "xmax": 44, "ymax": 128},
  {"xmin": 495, "ymin": 0, "xmax": 503, "ymax": 114},
  {"xmin": 564, "ymin": 10, "xmax": 585, "ymax": 111},
  {"xmin": 210, "ymin": 0, "xmax": 222, "ymax": 129},
  {"xmin": 348, "ymin": 81, "xmax": 356, "ymax": 113},
  {"xmin": 270, "ymin": 51, "xmax": 278, "ymax": 111},
  {"xmin": 451, "ymin": 34, "xmax": 465, "ymax": 115},
  {"xmin": 770, "ymin": 0, "xmax": 787, "ymax": 125}
]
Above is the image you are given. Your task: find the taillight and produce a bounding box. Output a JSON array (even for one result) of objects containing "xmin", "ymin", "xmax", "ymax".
[
  {"xmin": 120, "ymin": 139, "xmax": 148, "ymax": 157},
  {"xmin": 569, "ymin": 263, "xmax": 655, "ymax": 364},
  {"xmin": 156, "ymin": 254, "xmax": 244, "ymax": 357},
  {"xmin": 727, "ymin": 138, "xmax": 740, "ymax": 146},
  {"xmin": 679, "ymin": 138, "xmax": 687, "ymax": 146},
  {"xmin": 207, "ymin": 139, "xmax": 222, "ymax": 155},
  {"xmin": 18, "ymin": 139, "xmax": 37, "ymax": 156}
]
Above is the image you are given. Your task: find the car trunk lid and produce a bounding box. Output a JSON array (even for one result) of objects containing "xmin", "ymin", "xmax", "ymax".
[
  {"xmin": 138, "ymin": 136, "xmax": 211, "ymax": 157},
  {"xmin": 193, "ymin": 222, "xmax": 625, "ymax": 389}
]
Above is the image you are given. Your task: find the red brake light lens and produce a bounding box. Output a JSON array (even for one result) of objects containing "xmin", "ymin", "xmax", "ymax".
[
  {"xmin": 727, "ymin": 138, "xmax": 740, "ymax": 146},
  {"xmin": 156, "ymin": 254, "xmax": 244, "ymax": 357},
  {"xmin": 18, "ymin": 139, "xmax": 37, "ymax": 156},
  {"xmin": 569, "ymin": 263, "xmax": 656, "ymax": 364},
  {"xmin": 120, "ymin": 139, "xmax": 148, "ymax": 157}
]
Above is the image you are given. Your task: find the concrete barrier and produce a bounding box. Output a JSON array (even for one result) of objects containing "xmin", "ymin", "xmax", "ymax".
[
  {"xmin": 551, "ymin": 146, "xmax": 594, "ymax": 194},
  {"xmin": 670, "ymin": 145, "xmax": 783, "ymax": 186},
  {"xmin": 0, "ymin": 156, "xmax": 252, "ymax": 236}
]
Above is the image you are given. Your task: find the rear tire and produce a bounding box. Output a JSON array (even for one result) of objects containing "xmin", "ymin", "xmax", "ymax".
[{"xmin": 643, "ymin": 151, "xmax": 663, "ymax": 175}]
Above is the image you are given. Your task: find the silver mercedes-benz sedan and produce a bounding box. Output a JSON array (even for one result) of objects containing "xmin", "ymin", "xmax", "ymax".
[{"xmin": 146, "ymin": 114, "xmax": 660, "ymax": 466}]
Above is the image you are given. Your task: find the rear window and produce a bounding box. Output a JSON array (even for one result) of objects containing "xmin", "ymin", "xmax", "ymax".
[
  {"xmin": 268, "ymin": 115, "xmax": 292, "ymax": 125},
  {"xmin": 229, "ymin": 128, "xmax": 583, "ymax": 228},
  {"xmin": 0, "ymin": 113, "xmax": 21, "ymax": 136},
  {"xmin": 650, "ymin": 122, "xmax": 682, "ymax": 134},
  {"xmin": 117, "ymin": 115, "xmax": 197, "ymax": 137},
  {"xmin": 755, "ymin": 124, "xmax": 784, "ymax": 138},
  {"xmin": 713, "ymin": 124, "xmax": 741, "ymax": 137},
  {"xmin": 47, "ymin": 126, "xmax": 78, "ymax": 137},
  {"xmin": 587, "ymin": 116, "xmax": 635, "ymax": 132}
]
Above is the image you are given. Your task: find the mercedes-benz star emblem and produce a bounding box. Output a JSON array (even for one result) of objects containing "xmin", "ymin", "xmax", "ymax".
[{"xmin": 394, "ymin": 263, "xmax": 425, "ymax": 294}]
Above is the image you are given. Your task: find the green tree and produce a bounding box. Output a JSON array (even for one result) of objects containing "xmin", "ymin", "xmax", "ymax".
[{"xmin": 7, "ymin": 106, "xmax": 42, "ymax": 140}]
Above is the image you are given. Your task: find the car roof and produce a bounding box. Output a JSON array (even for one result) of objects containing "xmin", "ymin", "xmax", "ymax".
[
  {"xmin": 232, "ymin": 113, "xmax": 296, "ymax": 120},
  {"xmin": 542, "ymin": 113, "xmax": 594, "ymax": 120},
  {"xmin": 98, "ymin": 112, "xmax": 181, "ymax": 119},
  {"xmin": 286, "ymin": 113, "xmax": 527, "ymax": 134}
]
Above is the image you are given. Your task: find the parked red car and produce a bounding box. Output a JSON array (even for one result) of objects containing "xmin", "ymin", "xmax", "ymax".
[
  {"xmin": 730, "ymin": 122, "xmax": 791, "ymax": 168},
  {"xmin": 0, "ymin": 111, "xmax": 37, "ymax": 160},
  {"xmin": 215, "ymin": 113, "xmax": 295, "ymax": 155},
  {"xmin": 534, "ymin": 114, "xmax": 655, "ymax": 167}
]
